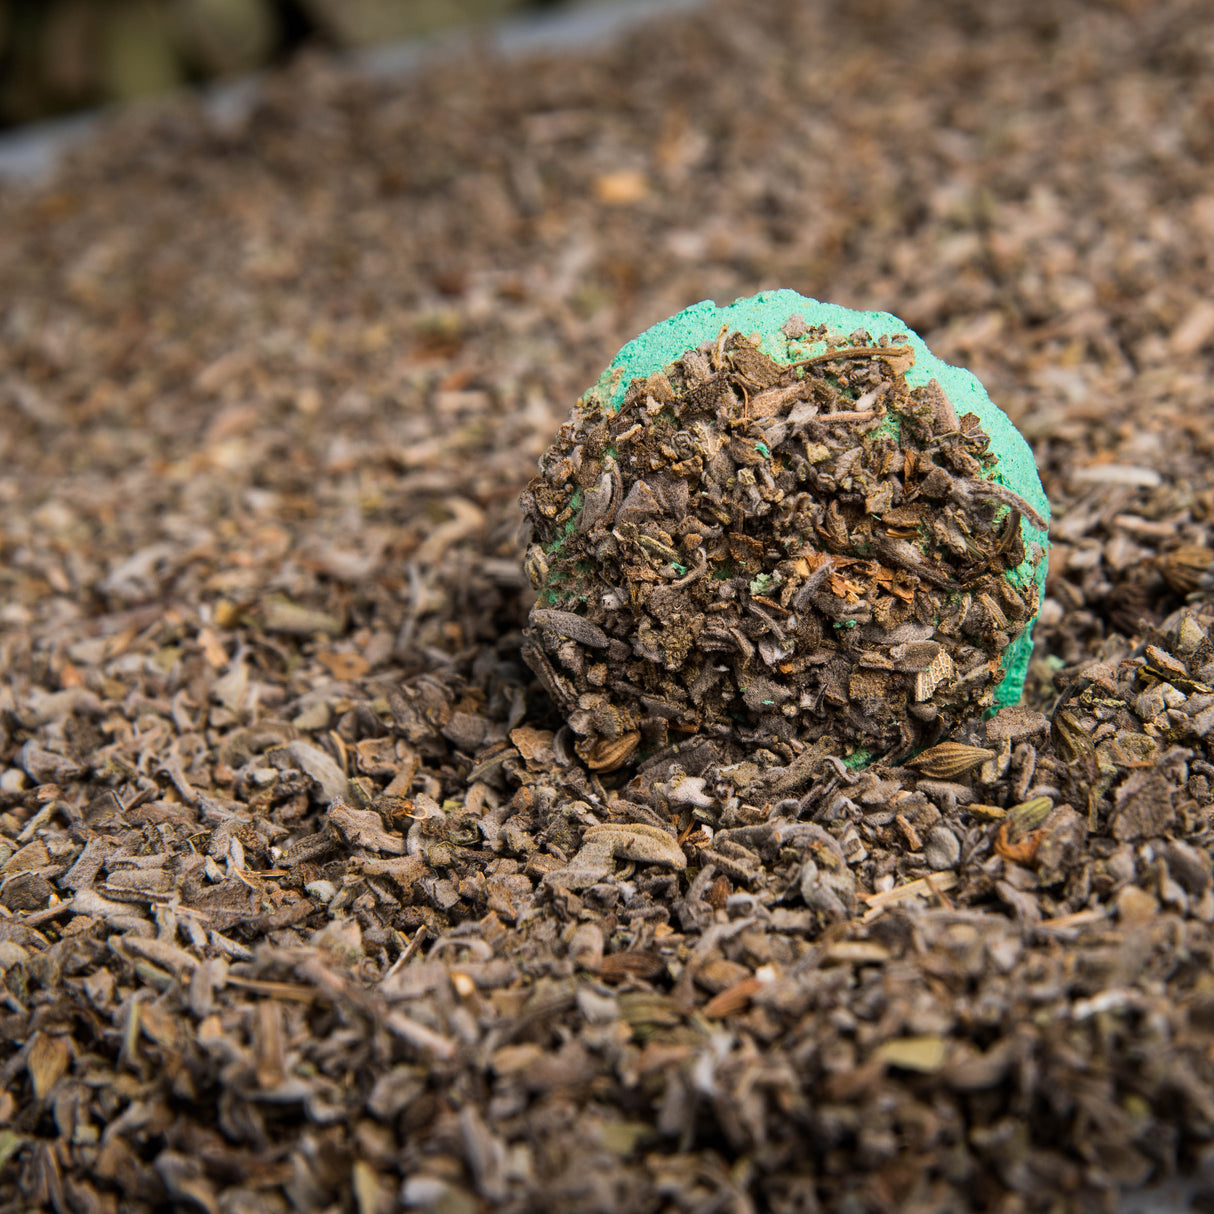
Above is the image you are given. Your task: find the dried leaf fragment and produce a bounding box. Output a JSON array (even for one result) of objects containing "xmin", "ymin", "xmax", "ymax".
[
  {"xmin": 262, "ymin": 596, "xmax": 344, "ymax": 636},
  {"xmin": 702, "ymin": 975, "xmax": 762, "ymax": 1018},
  {"xmin": 26, "ymin": 1032, "xmax": 70, "ymax": 1100},
  {"xmin": 509, "ymin": 726, "xmax": 555, "ymax": 764},
  {"xmin": 581, "ymin": 822, "xmax": 686, "ymax": 870},
  {"xmin": 283, "ymin": 740, "xmax": 351, "ymax": 804},
  {"xmin": 1158, "ymin": 545, "xmax": 1214, "ymax": 594},
  {"xmin": 329, "ymin": 800, "xmax": 407, "ymax": 854},
  {"xmin": 593, "ymin": 169, "xmax": 650, "ymax": 205},
  {"xmin": 914, "ymin": 650, "xmax": 956, "ymax": 701},
  {"xmin": 875, "ymin": 1035, "xmax": 948, "ymax": 1072}
]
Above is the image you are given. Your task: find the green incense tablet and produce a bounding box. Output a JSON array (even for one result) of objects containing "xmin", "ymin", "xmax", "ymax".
[{"xmin": 521, "ymin": 290, "xmax": 1050, "ymax": 770}]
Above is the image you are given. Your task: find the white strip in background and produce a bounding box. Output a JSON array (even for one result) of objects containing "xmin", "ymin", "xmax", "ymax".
[{"xmin": 0, "ymin": 0, "xmax": 708, "ymax": 183}]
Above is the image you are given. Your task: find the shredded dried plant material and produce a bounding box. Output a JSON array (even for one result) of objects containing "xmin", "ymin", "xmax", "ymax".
[
  {"xmin": 522, "ymin": 326, "xmax": 1039, "ymax": 766},
  {"xmin": 2, "ymin": 0, "xmax": 1214, "ymax": 1211}
]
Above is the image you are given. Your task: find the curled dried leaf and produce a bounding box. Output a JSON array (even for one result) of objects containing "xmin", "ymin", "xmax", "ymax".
[
  {"xmin": 995, "ymin": 796, "xmax": 1055, "ymax": 861},
  {"xmin": 575, "ymin": 730, "xmax": 640, "ymax": 772},
  {"xmin": 996, "ymin": 822, "xmax": 1048, "ymax": 864}
]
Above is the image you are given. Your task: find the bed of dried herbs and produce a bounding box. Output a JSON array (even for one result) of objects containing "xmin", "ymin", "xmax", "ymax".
[
  {"xmin": 522, "ymin": 325, "xmax": 1043, "ymax": 770},
  {"xmin": 3, "ymin": 0, "xmax": 1214, "ymax": 1211}
]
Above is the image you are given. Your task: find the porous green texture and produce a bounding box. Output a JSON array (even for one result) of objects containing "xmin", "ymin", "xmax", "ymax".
[{"xmin": 583, "ymin": 290, "xmax": 1050, "ymax": 707}]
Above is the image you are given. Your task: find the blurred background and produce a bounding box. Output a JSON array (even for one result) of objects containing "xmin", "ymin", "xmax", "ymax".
[{"xmin": 0, "ymin": 0, "xmax": 595, "ymax": 129}]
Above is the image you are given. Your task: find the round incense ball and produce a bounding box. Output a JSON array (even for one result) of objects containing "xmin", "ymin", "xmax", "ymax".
[{"xmin": 520, "ymin": 290, "xmax": 1050, "ymax": 771}]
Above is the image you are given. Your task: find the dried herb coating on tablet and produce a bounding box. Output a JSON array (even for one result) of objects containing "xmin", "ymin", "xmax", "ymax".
[{"xmin": 521, "ymin": 293, "xmax": 1049, "ymax": 771}]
